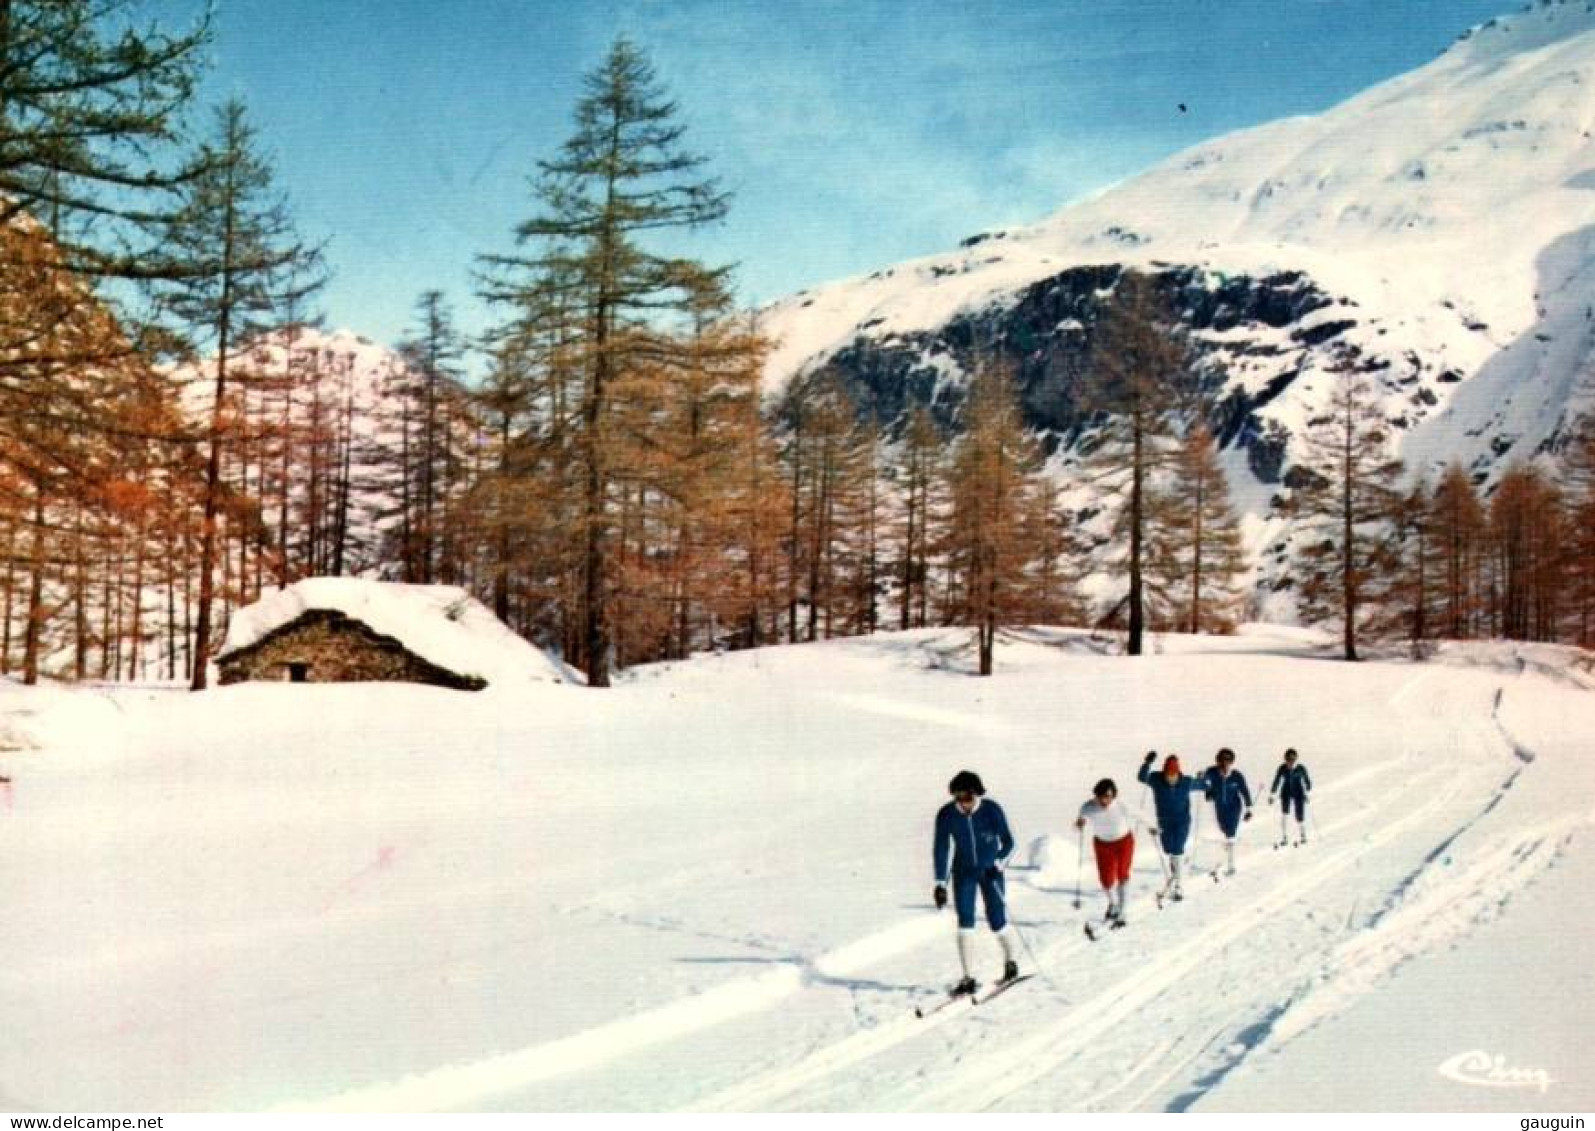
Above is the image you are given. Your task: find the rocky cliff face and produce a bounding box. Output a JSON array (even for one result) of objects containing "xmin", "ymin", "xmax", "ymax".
[
  {"xmin": 801, "ymin": 261, "xmax": 1448, "ymax": 489},
  {"xmin": 760, "ymin": 1, "xmax": 1595, "ymax": 609}
]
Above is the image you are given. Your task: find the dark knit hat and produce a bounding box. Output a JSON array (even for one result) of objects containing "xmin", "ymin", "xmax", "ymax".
[
  {"xmin": 948, "ymin": 770, "xmax": 986, "ymax": 797},
  {"xmin": 1217, "ymin": 747, "xmax": 1236, "ymax": 764},
  {"xmin": 1093, "ymin": 777, "xmax": 1118, "ymax": 799},
  {"xmin": 1283, "ymin": 747, "xmax": 1298, "ymax": 760}
]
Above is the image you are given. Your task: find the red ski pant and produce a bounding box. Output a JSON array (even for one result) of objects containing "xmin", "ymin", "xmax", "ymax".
[{"xmin": 1093, "ymin": 833, "xmax": 1134, "ymax": 889}]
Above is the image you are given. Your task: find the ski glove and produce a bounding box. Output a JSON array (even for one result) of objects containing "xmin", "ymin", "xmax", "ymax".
[
  {"xmin": 1144, "ymin": 751, "xmax": 1157, "ymax": 765},
  {"xmin": 934, "ymin": 884, "xmax": 948, "ymax": 910},
  {"xmin": 1244, "ymin": 810, "xmax": 1253, "ymax": 822}
]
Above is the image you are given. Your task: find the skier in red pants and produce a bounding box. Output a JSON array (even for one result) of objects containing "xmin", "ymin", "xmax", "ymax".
[{"xmin": 1075, "ymin": 777, "xmax": 1136, "ymax": 927}]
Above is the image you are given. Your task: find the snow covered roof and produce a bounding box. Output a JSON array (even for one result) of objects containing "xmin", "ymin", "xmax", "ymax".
[{"xmin": 217, "ymin": 578, "xmax": 575, "ymax": 687}]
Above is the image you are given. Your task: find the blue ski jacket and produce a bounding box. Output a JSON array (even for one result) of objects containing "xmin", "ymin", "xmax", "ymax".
[
  {"xmin": 1271, "ymin": 763, "xmax": 1312, "ymax": 800},
  {"xmin": 1203, "ymin": 768, "xmax": 1254, "ymax": 817},
  {"xmin": 1137, "ymin": 762, "xmax": 1205, "ymax": 830},
  {"xmin": 933, "ymin": 798, "xmax": 1015, "ymax": 883}
]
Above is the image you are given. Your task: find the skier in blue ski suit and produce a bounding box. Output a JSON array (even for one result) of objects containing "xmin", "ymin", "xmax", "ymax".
[
  {"xmin": 1136, "ymin": 752, "xmax": 1204, "ymax": 898},
  {"xmin": 1202, "ymin": 748, "xmax": 1254, "ymax": 874},
  {"xmin": 932, "ymin": 769, "xmax": 1019, "ymax": 994},
  {"xmin": 1269, "ymin": 747, "xmax": 1313, "ymax": 845}
]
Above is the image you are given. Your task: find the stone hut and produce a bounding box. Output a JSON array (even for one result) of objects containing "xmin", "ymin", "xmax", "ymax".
[{"xmin": 214, "ymin": 578, "xmax": 564, "ymax": 690}]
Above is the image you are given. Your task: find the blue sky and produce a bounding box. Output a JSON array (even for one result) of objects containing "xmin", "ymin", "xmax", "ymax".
[{"xmin": 154, "ymin": 0, "xmax": 1512, "ymax": 353}]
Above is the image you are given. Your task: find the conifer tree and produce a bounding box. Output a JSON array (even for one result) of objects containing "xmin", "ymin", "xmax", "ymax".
[
  {"xmin": 159, "ymin": 98, "xmax": 324, "ymax": 690},
  {"xmin": 1165, "ymin": 422, "xmax": 1246, "ymax": 634},
  {"xmin": 0, "ymin": 0, "xmax": 207, "ymax": 284},
  {"xmin": 1289, "ymin": 369, "xmax": 1403, "ymax": 660},
  {"xmin": 1078, "ymin": 270, "xmax": 1196, "ymax": 655},
  {"xmin": 1429, "ymin": 462, "xmax": 1486, "ymax": 640},
  {"xmin": 942, "ymin": 362, "xmax": 1050, "ymax": 676},
  {"xmin": 1487, "ymin": 463, "xmax": 1563, "ymax": 642},
  {"xmin": 1563, "ymin": 418, "xmax": 1595, "ymax": 645},
  {"xmin": 893, "ymin": 405, "xmax": 942, "ymax": 630},
  {"xmin": 479, "ymin": 38, "xmax": 729, "ymax": 687}
]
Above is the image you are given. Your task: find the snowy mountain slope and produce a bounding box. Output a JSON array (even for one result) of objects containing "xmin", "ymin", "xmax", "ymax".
[
  {"xmin": 1, "ymin": 628, "xmax": 1591, "ymax": 1111},
  {"xmin": 761, "ymin": 1, "xmax": 1595, "ymax": 510}
]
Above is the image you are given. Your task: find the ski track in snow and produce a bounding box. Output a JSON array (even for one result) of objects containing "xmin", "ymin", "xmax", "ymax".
[
  {"xmin": 681, "ymin": 749, "xmax": 1440, "ymax": 1112},
  {"xmin": 289, "ymin": 706, "xmax": 1552, "ymax": 1115},
  {"xmin": 9, "ymin": 633, "xmax": 1591, "ymax": 1112},
  {"xmin": 684, "ymin": 670, "xmax": 1584, "ymax": 1113}
]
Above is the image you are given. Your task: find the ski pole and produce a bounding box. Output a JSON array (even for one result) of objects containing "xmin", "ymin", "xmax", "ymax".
[
  {"xmin": 1145, "ymin": 818, "xmax": 1169, "ymax": 884},
  {"xmin": 1000, "ymin": 892, "xmax": 1060, "ymax": 990},
  {"xmin": 1073, "ymin": 825, "xmax": 1085, "ymax": 910},
  {"xmin": 1140, "ymin": 780, "xmax": 1170, "ymax": 885}
]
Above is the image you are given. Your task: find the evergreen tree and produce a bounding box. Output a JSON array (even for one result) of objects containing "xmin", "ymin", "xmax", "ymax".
[
  {"xmin": 479, "ymin": 38, "xmax": 729, "ymax": 687},
  {"xmin": 158, "ymin": 98, "xmax": 324, "ymax": 690}
]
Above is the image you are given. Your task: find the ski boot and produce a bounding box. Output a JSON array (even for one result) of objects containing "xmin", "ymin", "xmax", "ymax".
[
  {"xmin": 1002, "ymin": 960, "xmax": 1019, "ymax": 984},
  {"xmin": 952, "ymin": 976, "xmax": 978, "ymax": 998}
]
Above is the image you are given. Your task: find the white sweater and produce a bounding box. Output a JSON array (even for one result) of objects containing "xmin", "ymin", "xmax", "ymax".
[{"xmin": 1078, "ymin": 799, "xmax": 1134, "ymax": 842}]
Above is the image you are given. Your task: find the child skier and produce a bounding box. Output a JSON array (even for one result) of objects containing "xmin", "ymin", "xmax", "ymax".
[
  {"xmin": 932, "ymin": 770, "xmax": 1019, "ymax": 995},
  {"xmin": 1201, "ymin": 748, "xmax": 1253, "ymax": 875},
  {"xmin": 1135, "ymin": 752, "xmax": 1205, "ymax": 900},
  {"xmin": 1269, "ymin": 747, "xmax": 1313, "ymax": 846},
  {"xmin": 1075, "ymin": 777, "xmax": 1136, "ymax": 927}
]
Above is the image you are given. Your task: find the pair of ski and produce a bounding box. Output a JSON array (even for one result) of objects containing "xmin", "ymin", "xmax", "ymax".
[
  {"xmin": 1151, "ymin": 865, "xmax": 1224, "ymax": 911},
  {"xmin": 1083, "ymin": 915, "xmax": 1128, "ymax": 941},
  {"xmin": 914, "ymin": 973, "xmax": 1033, "ymax": 1017}
]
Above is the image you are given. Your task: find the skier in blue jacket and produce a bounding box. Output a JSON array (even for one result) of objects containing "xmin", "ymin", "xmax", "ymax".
[
  {"xmin": 1201, "ymin": 748, "xmax": 1254, "ymax": 875},
  {"xmin": 932, "ymin": 770, "xmax": 1018, "ymax": 995},
  {"xmin": 1269, "ymin": 747, "xmax": 1313, "ymax": 846},
  {"xmin": 1136, "ymin": 752, "xmax": 1205, "ymax": 900}
]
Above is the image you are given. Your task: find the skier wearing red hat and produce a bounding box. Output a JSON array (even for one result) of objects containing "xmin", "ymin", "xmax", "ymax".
[{"xmin": 1136, "ymin": 751, "xmax": 1206, "ymax": 900}]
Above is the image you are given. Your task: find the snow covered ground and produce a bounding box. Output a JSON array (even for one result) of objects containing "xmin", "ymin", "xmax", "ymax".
[{"xmin": 1, "ymin": 626, "xmax": 1591, "ymax": 1112}]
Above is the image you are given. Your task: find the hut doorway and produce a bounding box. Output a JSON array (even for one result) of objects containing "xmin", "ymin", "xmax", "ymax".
[{"xmin": 287, "ymin": 662, "xmax": 310, "ymax": 683}]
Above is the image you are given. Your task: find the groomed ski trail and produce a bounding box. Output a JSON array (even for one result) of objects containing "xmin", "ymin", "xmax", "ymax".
[{"xmin": 680, "ymin": 749, "xmax": 1438, "ymax": 1112}]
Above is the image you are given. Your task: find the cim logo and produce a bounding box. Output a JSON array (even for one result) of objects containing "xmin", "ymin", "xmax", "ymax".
[{"xmin": 1437, "ymin": 1050, "xmax": 1552, "ymax": 1093}]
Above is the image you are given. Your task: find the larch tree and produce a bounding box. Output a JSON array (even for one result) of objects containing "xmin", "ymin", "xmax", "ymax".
[
  {"xmin": 1487, "ymin": 462, "xmax": 1564, "ymax": 642},
  {"xmin": 1563, "ymin": 417, "xmax": 1595, "ymax": 645},
  {"xmin": 389, "ymin": 291, "xmax": 467, "ymax": 585},
  {"xmin": 158, "ymin": 98, "xmax": 324, "ymax": 691},
  {"xmin": 1429, "ymin": 462, "xmax": 1486, "ymax": 640},
  {"xmin": 893, "ymin": 404, "xmax": 942, "ymax": 630},
  {"xmin": 942, "ymin": 361, "xmax": 1050, "ymax": 677},
  {"xmin": 479, "ymin": 38, "xmax": 730, "ymax": 687},
  {"xmin": 1078, "ymin": 269, "xmax": 1196, "ymax": 655},
  {"xmin": 1289, "ymin": 368, "xmax": 1403, "ymax": 661},
  {"xmin": 1164, "ymin": 421, "xmax": 1247, "ymax": 634},
  {"xmin": 0, "ymin": 0, "xmax": 207, "ymax": 285},
  {"xmin": 777, "ymin": 368, "xmax": 873, "ymax": 644}
]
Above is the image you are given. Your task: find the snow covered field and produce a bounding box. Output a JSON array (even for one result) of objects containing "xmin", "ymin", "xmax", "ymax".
[{"xmin": 2, "ymin": 626, "xmax": 1592, "ymax": 1112}]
